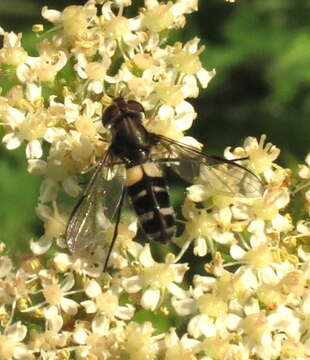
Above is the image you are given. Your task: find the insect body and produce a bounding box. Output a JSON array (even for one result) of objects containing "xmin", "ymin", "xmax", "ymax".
[
  {"xmin": 66, "ymin": 97, "xmax": 264, "ymax": 270},
  {"xmin": 126, "ymin": 163, "xmax": 175, "ymax": 244},
  {"xmin": 103, "ymin": 98, "xmax": 175, "ymax": 244}
]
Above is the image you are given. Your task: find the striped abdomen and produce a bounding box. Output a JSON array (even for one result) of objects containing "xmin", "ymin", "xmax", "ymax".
[{"xmin": 126, "ymin": 163, "xmax": 175, "ymax": 243}]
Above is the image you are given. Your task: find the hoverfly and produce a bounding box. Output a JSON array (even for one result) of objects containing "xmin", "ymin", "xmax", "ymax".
[{"xmin": 66, "ymin": 97, "xmax": 264, "ymax": 270}]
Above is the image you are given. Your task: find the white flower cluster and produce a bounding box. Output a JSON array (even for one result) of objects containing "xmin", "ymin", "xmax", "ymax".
[{"xmin": 0, "ymin": 1, "xmax": 310, "ymax": 359}]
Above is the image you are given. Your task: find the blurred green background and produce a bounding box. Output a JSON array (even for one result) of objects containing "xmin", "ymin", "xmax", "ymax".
[{"xmin": 0, "ymin": 0, "xmax": 309, "ymax": 254}]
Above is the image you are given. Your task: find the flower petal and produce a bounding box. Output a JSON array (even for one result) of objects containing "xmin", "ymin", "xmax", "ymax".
[
  {"xmin": 6, "ymin": 322, "xmax": 27, "ymax": 342},
  {"xmin": 61, "ymin": 298, "xmax": 79, "ymax": 315},
  {"xmin": 2, "ymin": 132, "xmax": 23, "ymax": 150},
  {"xmin": 85, "ymin": 279, "xmax": 102, "ymax": 298},
  {"xmin": 122, "ymin": 275, "xmax": 143, "ymax": 293},
  {"xmin": 26, "ymin": 139, "xmax": 43, "ymax": 159},
  {"xmin": 141, "ymin": 287, "xmax": 160, "ymax": 311},
  {"xmin": 30, "ymin": 236, "xmax": 52, "ymax": 255}
]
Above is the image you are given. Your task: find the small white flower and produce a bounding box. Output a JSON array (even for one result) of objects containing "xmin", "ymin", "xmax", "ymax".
[
  {"xmin": 17, "ymin": 51, "xmax": 67, "ymax": 83},
  {"xmin": 0, "ymin": 322, "xmax": 29, "ymax": 360},
  {"xmin": 82, "ymin": 279, "xmax": 135, "ymax": 320},
  {"xmin": 298, "ymin": 153, "xmax": 310, "ymax": 179},
  {"xmin": 0, "ymin": 30, "xmax": 28, "ymax": 66},
  {"xmin": 240, "ymin": 134, "xmax": 280, "ymax": 175},
  {"xmin": 149, "ymin": 101, "xmax": 196, "ymax": 139},
  {"xmin": 164, "ymin": 328, "xmax": 200, "ymax": 359},
  {"xmin": 2, "ymin": 109, "xmax": 45, "ymax": 159},
  {"xmin": 188, "ymin": 313, "xmax": 216, "ymax": 338},
  {"xmin": 123, "ymin": 244, "xmax": 188, "ymax": 311},
  {"xmin": 30, "ymin": 202, "xmax": 66, "ymax": 255},
  {"xmin": 57, "ymin": 244, "xmax": 108, "ymax": 278},
  {"xmin": 40, "ymin": 273, "xmax": 79, "ymax": 316},
  {"xmin": 44, "ymin": 305, "xmax": 63, "ymax": 332},
  {"xmin": 268, "ymin": 305, "xmax": 302, "ymax": 341}
]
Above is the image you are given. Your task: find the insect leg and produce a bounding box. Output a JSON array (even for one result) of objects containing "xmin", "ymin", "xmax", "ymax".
[{"xmin": 103, "ymin": 186, "xmax": 127, "ymax": 272}]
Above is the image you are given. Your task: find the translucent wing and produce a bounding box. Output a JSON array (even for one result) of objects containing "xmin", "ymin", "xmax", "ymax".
[
  {"xmin": 154, "ymin": 135, "xmax": 264, "ymax": 198},
  {"xmin": 65, "ymin": 157, "xmax": 125, "ymax": 253}
]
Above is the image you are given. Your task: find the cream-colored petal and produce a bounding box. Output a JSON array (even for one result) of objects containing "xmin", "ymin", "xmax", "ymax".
[{"xmin": 141, "ymin": 287, "xmax": 160, "ymax": 311}]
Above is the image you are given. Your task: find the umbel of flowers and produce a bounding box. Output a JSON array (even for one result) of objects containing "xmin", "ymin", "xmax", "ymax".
[{"xmin": 0, "ymin": 0, "xmax": 310, "ymax": 359}]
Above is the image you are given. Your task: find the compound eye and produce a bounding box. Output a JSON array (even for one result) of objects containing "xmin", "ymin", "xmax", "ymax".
[
  {"xmin": 102, "ymin": 104, "xmax": 120, "ymax": 127},
  {"xmin": 127, "ymin": 100, "xmax": 145, "ymax": 114}
]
